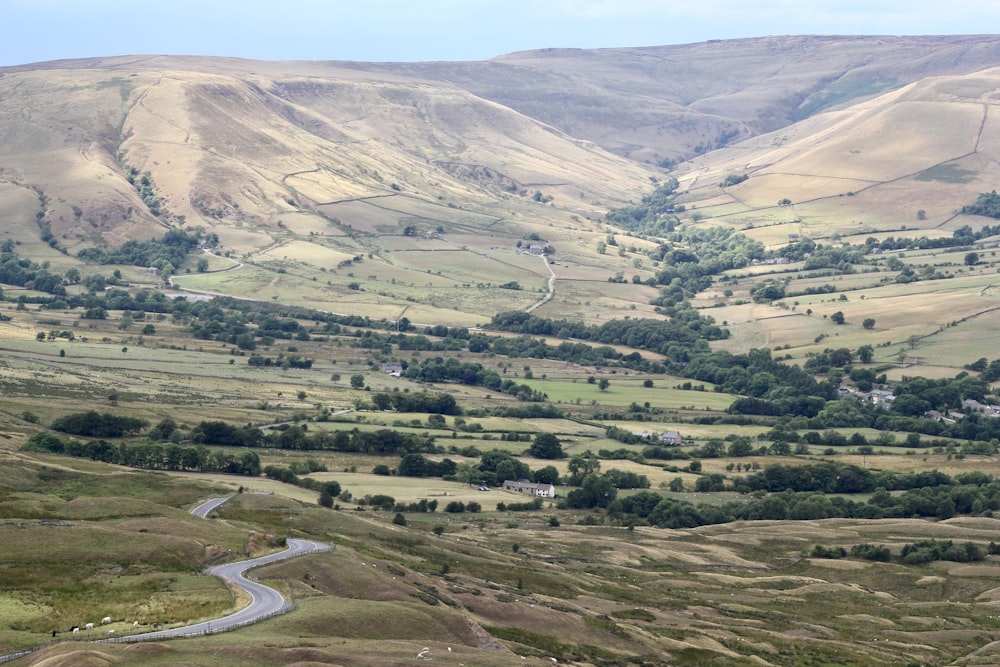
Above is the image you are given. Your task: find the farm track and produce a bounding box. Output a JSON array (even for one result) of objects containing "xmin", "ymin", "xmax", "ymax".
[{"xmin": 526, "ymin": 255, "xmax": 557, "ymax": 313}]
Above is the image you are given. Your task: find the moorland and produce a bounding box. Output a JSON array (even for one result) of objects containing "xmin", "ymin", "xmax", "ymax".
[{"xmin": 5, "ymin": 35, "xmax": 1000, "ymax": 666}]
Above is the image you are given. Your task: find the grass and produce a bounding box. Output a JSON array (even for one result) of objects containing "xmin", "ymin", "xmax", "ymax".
[{"xmin": 12, "ymin": 446, "xmax": 1000, "ymax": 666}]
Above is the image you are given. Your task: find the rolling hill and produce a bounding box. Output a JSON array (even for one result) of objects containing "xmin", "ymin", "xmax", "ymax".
[{"xmin": 4, "ymin": 37, "xmax": 1000, "ymax": 328}]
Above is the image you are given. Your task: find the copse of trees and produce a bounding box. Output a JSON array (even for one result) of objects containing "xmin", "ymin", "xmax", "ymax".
[
  {"xmin": 527, "ymin": 433, "xmax": 565, "ymax": 459},
  {"xmin": 51, "ymin": 411, "xmax": 148, "ymax": 438},
  {"xmin": 397, "ymin": 453, "xmax": 457, "ymax": 478},
  {"xmin": 22, "ymin": 432, "xmax": 260, "ymax": 475},
  {"xmin": 961, "ymin": 191, "xmax": 1000, "ymax": 218},
  {"xmin": 0, "ymin": 240, "xmax": 67, "ymax": 295},
  {"xmin": 489, "ymin": 311, "xmax": 723, "ymax": 365},
  {"xmin": 189, "ymin": 421, "xmax": 439, "ymax": 455},
  {"xmin": 77, "ymin": 229, "xmax": 201, "ymax": 272},
  {"xmin": 368, "ymin": 390, "xmax": 460, "ymax": 415},
  {"xmin": 263, "ymin": 464, "xmax": 341, "ymax": 498}
]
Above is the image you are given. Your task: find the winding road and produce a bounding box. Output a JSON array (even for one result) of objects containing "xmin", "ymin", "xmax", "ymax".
[
  {"xmin": 0, "ymin": 497, "xmax": 330, "ymax": 662},
  {"xmin": 112, "ymin": 497, "xmax": 330, "ymax": 642}
]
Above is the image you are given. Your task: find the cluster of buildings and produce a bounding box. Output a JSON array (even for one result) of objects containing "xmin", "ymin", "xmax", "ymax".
[
  {"xmin": 630, "ymin": 430, "xmax": 685, "ymax": 445},
  {"xmin": 925, "ymin": 400, "xmax": 1000, "ymax": 424},
  {"xmin": 840, "ymin": 383, "xmax": 1000, "ymax": 421},
  {"xmin": 501, "ymin": 480, "xmax": 557, "ymax": 498}
]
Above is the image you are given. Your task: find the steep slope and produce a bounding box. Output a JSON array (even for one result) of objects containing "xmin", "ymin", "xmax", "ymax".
[
  {"xmin": 671, "ymin": 67, "xmax": 1000, "ymax": 239},
  {"xmin": 0, "ymin": 57, "xmax": 656, "ymax": 255},
  {"xmin": 356, "ymin": 35, "xmax": 1000, "ymax": 163}
]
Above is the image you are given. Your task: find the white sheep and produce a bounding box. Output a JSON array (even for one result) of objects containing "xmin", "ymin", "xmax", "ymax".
[
  {"xmin": 85, "ymin": 623, "xmax": 94, "ymax": 630},
  {"xmin": 70, "ymin": 626, "xmax": 79, "ymax": 633},
  {"xmin": 101, "ymin": 616, "xmax": 112, "ymax": 625},
  {"xmin": 132, "ymin": 620, "xmax": 139, "ymax": 628},
  {"xmin": 108, "ymin": 629, "xmax": 115, "ymax": 635}
]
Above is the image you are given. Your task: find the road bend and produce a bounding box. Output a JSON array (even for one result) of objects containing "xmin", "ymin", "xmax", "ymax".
[{"xmin": 112, "ymin": 497, "xmax": 330, "ymax": 642}]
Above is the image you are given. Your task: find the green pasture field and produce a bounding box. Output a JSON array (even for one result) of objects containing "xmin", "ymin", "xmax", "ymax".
[
  {"xmin": 393, "ymin": 249, "xmax": 545, "ymax": 289},
  {"xmin": 213, "ymin": 227, "xmax": 281, "ymax": 255},
  {"xmin": 519, "ymin": 376, "xmax": 735, "ymax": 411}
]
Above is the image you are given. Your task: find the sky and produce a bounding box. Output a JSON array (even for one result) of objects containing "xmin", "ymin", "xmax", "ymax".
[{"xmin": 2, "ymin": 0, "xmax": 999, "ymax": 67}]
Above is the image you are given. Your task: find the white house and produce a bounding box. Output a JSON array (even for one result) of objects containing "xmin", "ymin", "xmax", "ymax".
[{"xmin": 502, "ymin": 480, "xmax": 556, "ymax": 498}]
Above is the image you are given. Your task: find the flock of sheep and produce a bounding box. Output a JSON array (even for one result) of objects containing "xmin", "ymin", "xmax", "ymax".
[{"xmin": 63, "ymin": 616, "xmax": 157, "ymax": 637}]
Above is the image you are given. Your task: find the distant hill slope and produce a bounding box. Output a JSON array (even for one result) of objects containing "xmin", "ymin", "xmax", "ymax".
[
  {"xmin": 4, "ymin": 35, "xmax": 1000, "ymax": 256},
  {"xmin": 360, "ymin": 35, "xmax": 1000, "ymax": 163},
  {"xmin": 670, "ymin": 66, "xmax": 1000, "ymax": 240},
  {"xmin": 0, "ymin": 57, "xmax": 655, "ymax": 250}
]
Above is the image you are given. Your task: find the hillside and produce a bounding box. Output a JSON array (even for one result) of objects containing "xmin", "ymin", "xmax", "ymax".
[
  {"xmin": 367, "ymin": 34, "xmax": 1000, "ymax": 163},
  {"xmin": 6, "ymin": 37, "xmax": 1000, "ymax": 327},
  {"xmin": 672, "ymin": 66, "xmax": 1000, "ymax": 239}
]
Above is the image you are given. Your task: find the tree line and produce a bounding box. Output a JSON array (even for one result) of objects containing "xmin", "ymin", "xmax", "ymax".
[{"xmin": 22, "ymin": 432, "xmax": 261, "ymax": 476}]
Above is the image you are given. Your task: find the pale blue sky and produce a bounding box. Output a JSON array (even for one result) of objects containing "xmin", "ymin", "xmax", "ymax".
[{"xmin": 2, "ymin": 0, "xmax": 998, "ymax": 67}]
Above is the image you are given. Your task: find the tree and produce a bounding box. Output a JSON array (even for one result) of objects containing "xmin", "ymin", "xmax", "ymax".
[
  {"xmin": 533, "ymin": 465, "xmax": 560, "ymax": 485},
  {"xmin": 318, "ymin": 491, "xmax": 334, "ymax": 508},
  {"xmin": 829, "ymin": 348, "xmax": 853, "ymax": 367},
  {"xmin": 528, "ymin": 433, "xmax": 565, "ymax": 459},
  {"xmin": 598, "ymin": 377, "xmax": 610, "ymax": 391},
  {"xmin": 862, "ymin": 318, "xmax": 876, "ymax": 330},
  {"xmin": 831, "ymin": 311, "xmax": 845, "ymax": 325},
  {"xmin": 564, "ymin": 474, "xmax": 617, "ymax": 509},
  {"xmin": 455, "ymin": 461, "xmax": 480, "ymax": 486},
  {"xmin": 966, "ymin": 252, "xmax": 980, "ymax": 266},
  {"xmin": 350, "ymin": 373, "xmax": 365, "ymax": 389},
  {"xmin": 567, "ymin": 454, "xmax": 600, "ymax": 485},
  {"xmin": 857, "ymin": 345, "xmax": 875, "ymax": 364},
  {"xmin": 392, "ymin": 512, "xmax": 407, "ymax": 526}
]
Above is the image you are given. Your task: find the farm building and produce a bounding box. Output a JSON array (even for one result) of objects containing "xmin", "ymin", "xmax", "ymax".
[
  {"xmin": 659, "ymin": 431, "xmax": 684, "ymax": 445},
  {"xmin": 502, "ymin": 480, "xmax": 556, "ymax": 498}
]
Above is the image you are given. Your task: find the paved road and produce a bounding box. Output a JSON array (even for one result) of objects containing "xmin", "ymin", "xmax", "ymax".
[
  {"xmin": 111, "ymin": 497, "xmax": 330, "ymax": 642},
  {"xmin": 190, "ymin": 496, "xmax": 232, "ymax": 519}
]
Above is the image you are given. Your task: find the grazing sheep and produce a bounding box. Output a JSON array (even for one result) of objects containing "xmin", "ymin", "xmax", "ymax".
[
  {"xmin": 85, "ymin": 623, "xmax": 94, "ymax": 630},
  {"xmin": 108, "ymin": 629, "xmax": 115, "ymax": 635},
  {"xmin": 101, "ymin": 616, "xmax": 112, "ymax": 625},
  {"xmin": 132, "ymin": 620, "xmax": 139, "ymax": 628},
  {"xmin": 70, "ymin": 626, "xmax": 79, "ymax": 633}
]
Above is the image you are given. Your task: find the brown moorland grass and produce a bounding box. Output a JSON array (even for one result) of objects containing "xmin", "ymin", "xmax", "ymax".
[{"xmin": 11, "ymin": 449, "xmax": 1000, "ymax": 666}]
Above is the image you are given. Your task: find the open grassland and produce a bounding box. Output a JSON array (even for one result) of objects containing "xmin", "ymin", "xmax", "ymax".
[{"xmin": 16, "ymin": 477, "xmax": 1000, "ymax": 666}]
